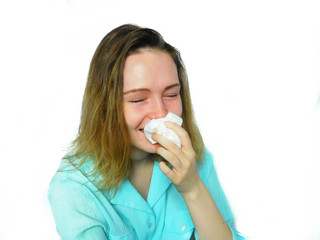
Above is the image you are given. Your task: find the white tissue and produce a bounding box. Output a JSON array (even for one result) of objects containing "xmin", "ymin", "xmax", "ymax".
[{"xmin": 144, "ymin": 112, "xmax": 183, "ymax": 148}]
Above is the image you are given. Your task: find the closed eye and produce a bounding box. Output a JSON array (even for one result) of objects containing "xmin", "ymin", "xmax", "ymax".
[
  {"xmin": 130, "ymin": 99, "xmax": 145, "ymax": 103},
  {"xmin": 164, "ymin": 93, "xmax": 178, "ymax": 98}
]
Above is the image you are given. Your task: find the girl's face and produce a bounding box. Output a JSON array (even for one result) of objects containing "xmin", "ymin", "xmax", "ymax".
[{"xmin": 123, "ymin": 49, "xmax": 182, "ymax": 160}]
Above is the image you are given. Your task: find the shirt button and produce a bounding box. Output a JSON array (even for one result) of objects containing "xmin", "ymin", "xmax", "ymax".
[
  {"xmin": 148, "ymin": 223, "xmax": 153, "ymax": 228},
  {"xmin": 181, "ymin": 225, "xmax": 186, "ymax": 231}
]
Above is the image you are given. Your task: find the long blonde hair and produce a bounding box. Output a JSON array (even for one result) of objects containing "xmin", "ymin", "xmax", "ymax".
[{"xmin": 68, "ymin": 24, "xmax": 204, "ymax": 192}]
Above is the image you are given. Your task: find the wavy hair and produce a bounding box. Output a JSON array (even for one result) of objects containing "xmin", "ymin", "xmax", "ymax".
[{"xmin": 68, "ymin": 24, "xmax": 204, "ymax": 192}]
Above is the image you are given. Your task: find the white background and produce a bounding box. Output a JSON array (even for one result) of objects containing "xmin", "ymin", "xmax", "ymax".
[{"xmin": 0, "ymin": 0, "xmax": 319, "ymax": 239}]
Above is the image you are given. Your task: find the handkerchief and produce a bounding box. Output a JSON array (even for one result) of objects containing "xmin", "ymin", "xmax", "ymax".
[{"xmin": 144, "ymin": 112, "xmax": 183, "ymax": 148}]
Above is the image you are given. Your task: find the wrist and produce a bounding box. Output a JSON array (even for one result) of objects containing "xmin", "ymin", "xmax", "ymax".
[{"xmin": 181, "ymin": 178, "xmax": 206, "ymax": 202}]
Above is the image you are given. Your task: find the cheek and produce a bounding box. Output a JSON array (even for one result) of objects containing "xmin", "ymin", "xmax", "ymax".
[
  {"xmin": 167, "ymin": 97, "xmax": 183, "ymax": 116},
  {"xmin": 123, "ymin": 104, "xmax": 144, "ymax": 128}
]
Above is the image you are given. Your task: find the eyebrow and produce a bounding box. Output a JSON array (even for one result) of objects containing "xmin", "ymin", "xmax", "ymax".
[{"xmin": 123, "ymin": 83, "xmax": 180, "ymax": 95}]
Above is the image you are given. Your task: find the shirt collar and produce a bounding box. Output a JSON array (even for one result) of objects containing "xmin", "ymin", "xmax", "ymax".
[
  {"xmin": 109, "ymin": 161, "xmax": 172, "ymax": 211},
  {"xmin": 109, "ymin": 179, "xmax": 153, "ymax": 214},
  {"xmin": 147, "ymin": 161, "xmax": 172, "ymax": 207}
]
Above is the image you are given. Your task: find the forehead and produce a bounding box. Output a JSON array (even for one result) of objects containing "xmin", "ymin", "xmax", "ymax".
[{"xmin": 123, "ymin": 49, "xmax": 179, "ymax": 90}]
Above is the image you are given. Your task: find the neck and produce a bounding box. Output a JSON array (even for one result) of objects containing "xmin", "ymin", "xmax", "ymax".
[{"xmin": 128, "ymin": 149, "xmax": 155, "ymax": 200}]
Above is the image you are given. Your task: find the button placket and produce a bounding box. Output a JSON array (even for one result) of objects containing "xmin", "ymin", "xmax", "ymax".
[{"xmin": 147, "ymin": 215, "xmax": 155, "ymax": 232}]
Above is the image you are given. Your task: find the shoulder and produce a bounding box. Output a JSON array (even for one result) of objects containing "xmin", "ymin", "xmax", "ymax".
[
  {"xmin": 48, "ymin": 157, "xmax": 114, "ymax": 239},
  {"xmin": 48, "ymin": 158, "xmax": 98, "ymax": 209},
  {"xmin": 48, "ymin": 155, "xmax": 109, "ymax": 208},
  {"xmin": 51, "ymin": 154, "xmax": 101, "ymax": 186}
]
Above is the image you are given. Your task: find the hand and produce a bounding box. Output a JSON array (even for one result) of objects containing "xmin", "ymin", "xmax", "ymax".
[{"xmin": 152, "ymin": 121, "xmax": 201, "ymax": 196}]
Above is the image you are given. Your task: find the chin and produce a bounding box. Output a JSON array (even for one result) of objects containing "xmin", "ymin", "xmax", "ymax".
[
  {"xmin": 130, "ymin": 141, "xmax": 160, "ymax": 162},
  {"xmin": 131, "ymin": 131, "xmax": 160, "ymax": 153},
  {"xmin": 146, "ymin": 143, "xmax": 160, "ymax": 153},
  {"xmin": 141, "ymin": 142, "xmax": 160, "ymax": 154},
  {"xmin": 132, "ymin": 140, "xmax": 160, "ymax": 154}
]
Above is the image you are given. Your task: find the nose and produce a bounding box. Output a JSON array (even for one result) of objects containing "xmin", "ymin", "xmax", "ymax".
[{"xmin": 149, "ymin": 97, "xmax": 168, "ymax": 119}]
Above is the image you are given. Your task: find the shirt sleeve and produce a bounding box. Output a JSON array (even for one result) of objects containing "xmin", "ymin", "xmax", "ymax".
[
  {"xmin": 198, "ymin": 151, "xmax": 246, "ymax": 240},
  {"xmin": 48, "ymin": 174, "xmax": 109, "ymax": 240}
]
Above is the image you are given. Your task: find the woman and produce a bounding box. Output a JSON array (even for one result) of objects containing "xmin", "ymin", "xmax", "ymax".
[{"xmin": 49, "ymin": 24, "xmax": 245, "ymax": 240}]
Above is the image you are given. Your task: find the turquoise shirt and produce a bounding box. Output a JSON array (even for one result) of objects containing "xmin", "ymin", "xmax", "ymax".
[{"xmin": 48, "ymin": 150, "xmax": 245, "ymax": 240}]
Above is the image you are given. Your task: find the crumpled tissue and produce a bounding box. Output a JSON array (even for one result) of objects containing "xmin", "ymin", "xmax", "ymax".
[{"xmin": 144, "ymin": 112, "xmax": 183, "ymax": 148}]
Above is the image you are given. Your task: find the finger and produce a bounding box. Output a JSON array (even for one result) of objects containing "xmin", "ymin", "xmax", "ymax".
[
  {"xmin": 159, "ymin": 161, "xmax": 178, "ymax": 183},
  {"xmin": 153, "ymin": 132, "xmax": 186, "ymax": 166},
  {"xmin": 156, "ymin": 146, "xmax": 183, "ymax": 171},
  {"xmin": 152, "ymin": 132, "xmax": 180, "ymax": 154},
  {"xmin": 164, "ymin": 122, "xmax": 197, "ymax": 165},
  {"xmin": 164, "ymin": 121, "xmax": 193, "ymax": 150}
]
